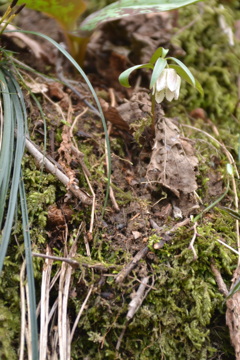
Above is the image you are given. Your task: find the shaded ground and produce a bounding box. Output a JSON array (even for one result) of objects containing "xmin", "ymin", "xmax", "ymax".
[{"xmin": 1, "ymin": 1, "xmax": 240, "ymax": 359}]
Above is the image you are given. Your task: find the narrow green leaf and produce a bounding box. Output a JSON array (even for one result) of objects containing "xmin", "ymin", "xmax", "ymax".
[
  {"xmin": 150, "ymin": 47, "xmax": 169, "ymax": 64},
  {"xmin": 150, "ymin": 58, "xmax": 167, "ymax": 89},
  {"xmin": 168, "ymin": 64, "xmax": 203, "ymax": 95},
  {"xmin": 79, "ymin": 0, "xmax": 201, "ymax": 34},
  {"xmin": 193, "ymin": 181, "xmax": 229, "ymax": 222},
  {"xmin": 220, "ymin": 207, "xmax": 240, "ymax": 221},
  {"xmin": 19, "ymin": 176, "xmax": 38, "ymax": 359},
  {"xmin": 0, "ymin": 71, "xmax": 14, "ymax": 227},
  {"xmin": 0, "ymin": 69, "xmax": 26, "ymax": 273},
  {"xmin": 119, "ymin": 63, "xmax": 153, "ymax": 88},
  {"xmin": 227, "ymin": 277, "xmax": 240, "ymax": 299},
  {"xmin": 12, "ymin": 29, "xmax": 111, "ymax": 214}
]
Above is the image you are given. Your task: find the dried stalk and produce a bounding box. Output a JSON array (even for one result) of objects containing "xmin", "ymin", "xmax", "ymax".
[{"xmin": 39, "ymin": 247, "xmax": 53, "ymax": 360}]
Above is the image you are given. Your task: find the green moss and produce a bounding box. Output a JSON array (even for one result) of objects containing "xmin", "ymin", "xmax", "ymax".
[
  {"xmin": 170, "ymin": 0, "xmax": 240, "ymax": 128},
  {"xmin": 68, "ymin": 210, "xmax": 236, "ymax": 359},
  {"xmin": 0, "ymin": 259, "xmax": 21, "ymax": 360},
  {"xmin": 0, "ymin": 302, "xmax": 19, "ymax": 360}
]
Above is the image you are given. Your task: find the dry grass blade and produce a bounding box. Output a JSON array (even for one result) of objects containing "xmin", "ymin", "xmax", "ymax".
[
  {"xmin": 70, "ymin": 284, "xmax": 94, "ymax": 343},
  {"xmin": 58, "ymin": 239, "xmax": 77, "ymax": 360},
  {"xmin": 39, "ymin": 247, "xmax": 53, "ymax": 360},
  {"xmin": 58, "ymin": 261, "xmax": 71, "ymax": 360}
]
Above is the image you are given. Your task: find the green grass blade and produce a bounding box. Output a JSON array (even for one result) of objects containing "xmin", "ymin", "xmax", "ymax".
[
  {"xmin": 220, "ymin": 207, "xmax": 240, "ymax": 221},
  {"xmin": 0, "ymin": 69, "xmax": 26, "ymax": 273},
  {"xmin": 0, "ymin": 70, "xmax": 14, "ymax": 227},
  {"xmin": 193, "ymin": 181, "xmax": 229, "ymax": 222},
  {"xmin": 8, "ymin": 29, "xmax": 111, "ymax": 213},
  {"xmin": 19, "ymin": 175, "xmax": 39, "ymax": 359}
]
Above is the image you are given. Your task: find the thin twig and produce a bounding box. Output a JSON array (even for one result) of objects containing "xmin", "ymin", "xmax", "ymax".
[
  {"xmin": 25, "ymin": 137, "xmax": 92, "ymax": 205},
  {"xmin": 32, "ymin": 252, "xmax": 79, "ymax": 268},
  {"xmin": 32, "ymin": 252, "xmax": 117, "ymax": 271},
  {"xmin": 70, "ymin": 284, "xmax": 94, "ymax": 343},
  {"xmin": 127, "ymin": 276, "xmax": 150, "ymax": 320},
  {"xmin": 117, "ymin": 276, "xmax": 155, "ymax": 351},
  {"xmin": 188, "ymin": 222, "xmax": 198, "ymax": 260},
  {"xmin": 115, "ymin": 247, "xmax": 149, "ymax": 284},
  {"xmin": 211, "ymin": 263, "xmax": 229, "ymax": 296}
]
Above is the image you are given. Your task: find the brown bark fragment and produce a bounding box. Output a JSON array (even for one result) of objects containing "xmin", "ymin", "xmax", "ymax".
[{"xmin": 226, "ymin": 266, "xmax": 240, "ymax": 359}]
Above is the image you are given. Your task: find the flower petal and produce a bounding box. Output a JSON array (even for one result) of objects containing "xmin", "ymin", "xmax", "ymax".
[
  {"xmin": 167, "ymin": 69, "xmax": 178, "ymax": 92},
  {"xmin": 155, "ymin": 90, "xmax": 165, "ymax": 103},
  {"xmin": 165, "ymin": 88, "xmax": 175, "ymax": 101},
  {"xmin": 156, "ymin": 70, "xmax": 167, "ymax": 92},
  {"xmin": 174, "ymin": 75, "xmax": 181, "ymax": 100}
]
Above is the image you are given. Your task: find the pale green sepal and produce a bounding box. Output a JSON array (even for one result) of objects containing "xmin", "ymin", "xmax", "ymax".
[
  {"xmin": 150, "ymin": 47, "xmax": 169, "ymax": 65},
  {"xmin": 168, "ymin": 64, "xmax": 203, "ymax": 95},
  {"xmin": 119, "ymin": 63, "xmax": 153, "ymax": 88},
  {"xmin": 150, "ymin": 58, "xmax": 167, "ymax": 89}
]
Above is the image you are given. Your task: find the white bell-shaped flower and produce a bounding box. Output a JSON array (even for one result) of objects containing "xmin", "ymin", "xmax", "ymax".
[{"xmin": 152, "ymin": 68, "xmax": 181, "ymax": 104}]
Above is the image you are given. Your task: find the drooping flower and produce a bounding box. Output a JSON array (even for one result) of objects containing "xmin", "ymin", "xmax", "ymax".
[{"xmin": 152, "ymin": 68, "xmax": 181, "ymax": 104}]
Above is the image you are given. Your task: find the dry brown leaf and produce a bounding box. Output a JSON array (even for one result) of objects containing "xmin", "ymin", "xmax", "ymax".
[{"xmin": 147, "ymin": 116, "xmax": 198, "ymax": 197}]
